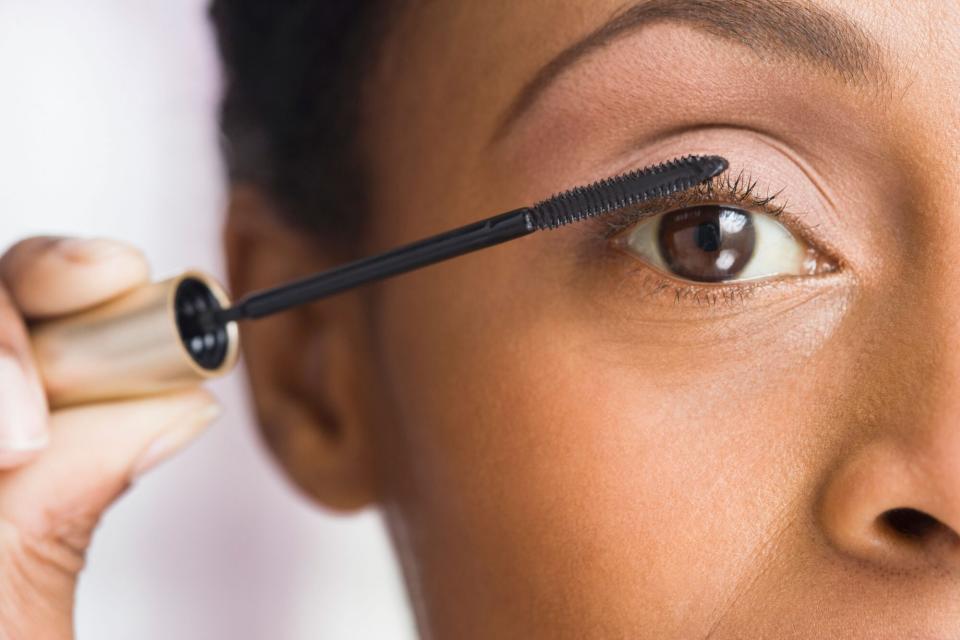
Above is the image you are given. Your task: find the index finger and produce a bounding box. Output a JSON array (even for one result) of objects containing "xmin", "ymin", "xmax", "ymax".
[{"xmin": 0, "ymin": 236, "xmax": 151, "ymax": 319}]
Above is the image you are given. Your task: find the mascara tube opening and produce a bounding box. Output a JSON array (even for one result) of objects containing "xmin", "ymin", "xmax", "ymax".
[
  {"xmin": 31, "ymin": 270, "xmax": 239, "ymax": 408},
  {"xmin": 174, "ymin": 277, "xmax": 232, "ymax": 371}
]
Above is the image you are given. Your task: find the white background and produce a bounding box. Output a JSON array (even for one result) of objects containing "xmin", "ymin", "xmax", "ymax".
[{"xmin": 0, "ymin": 1, "xmax": 415, "ymax": 638}]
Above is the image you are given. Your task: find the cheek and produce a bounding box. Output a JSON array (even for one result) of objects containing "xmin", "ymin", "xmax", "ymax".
[{"xmin": 371, "ymin": 246, "xmax": 853, "ymax": 633}]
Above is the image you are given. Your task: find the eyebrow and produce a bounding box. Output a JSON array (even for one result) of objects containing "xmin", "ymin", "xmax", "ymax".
[{"xmin": 491, "ymin": 0, "xmax": 888, "ymax": 142}]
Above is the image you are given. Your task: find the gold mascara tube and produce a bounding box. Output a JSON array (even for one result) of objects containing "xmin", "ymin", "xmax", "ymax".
[{"xmin": 29, "ymin": 271, "xmax": 239, "ymax": 409}]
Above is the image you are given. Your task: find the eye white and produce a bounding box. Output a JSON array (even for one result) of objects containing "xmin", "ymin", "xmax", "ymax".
[
  {"xmin": 620, "ymin": 208, "xmax": 809, "ymax": 282},
  {"xmin": 737, "ymin": 211, "xmax": 806, "ymax": 279}
]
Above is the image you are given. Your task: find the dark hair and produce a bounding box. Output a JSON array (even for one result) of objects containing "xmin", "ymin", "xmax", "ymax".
[{"xmin": 209, "ymin": 1, "xmax": 391, "ymax": 245}]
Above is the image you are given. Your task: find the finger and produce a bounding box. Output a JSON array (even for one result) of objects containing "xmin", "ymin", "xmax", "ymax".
[
  {"xmin": 0, "ymin": 236, "xmax": 150, "ymax": 319},
  {"xmin": 0, "ymin": 284, "xmax": 49, "ymax": 468},
  {"xmin": 0, "ymin": 388, "xmax": 221, "ymax": 551}
]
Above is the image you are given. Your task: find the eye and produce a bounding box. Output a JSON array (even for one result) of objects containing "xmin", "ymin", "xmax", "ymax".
[{"xmin": 615, "ymin": 204, "xmax": 828, "ymax": 284}]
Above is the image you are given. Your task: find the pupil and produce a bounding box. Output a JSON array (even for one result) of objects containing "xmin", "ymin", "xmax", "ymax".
[
  {"xmin": 656, "ymin": 205, "xmax": 756, "ymax": 282},
  {"xmin": 695, "ymin": 222, "xmax": 721, "ymax": 252}
]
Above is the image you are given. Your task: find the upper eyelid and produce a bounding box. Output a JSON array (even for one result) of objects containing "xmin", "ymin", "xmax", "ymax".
[{"xmin": 596, "ymin": 169, "xmax": 792, "ymax": 240}]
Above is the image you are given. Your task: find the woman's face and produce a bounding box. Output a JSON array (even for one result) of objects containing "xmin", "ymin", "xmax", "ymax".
[{"xmin": 232, "ymin": 0, "xmax": 960, "ymax": 637}]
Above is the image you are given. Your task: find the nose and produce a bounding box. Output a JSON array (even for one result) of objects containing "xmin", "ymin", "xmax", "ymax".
[
  {"xmin": 814, "ymin": 140, "xmax": 960, "ymax": 572},
  {"xmin": 817, "ymin": 280, "xmax": 960, "ymax": 572},
  {"xmin": 818, "ymin": 435, "xmax": 960, "ymax": 572}
]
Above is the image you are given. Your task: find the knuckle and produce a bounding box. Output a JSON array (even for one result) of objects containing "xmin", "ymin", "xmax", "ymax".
[
  {"xmin": 0, "ymin": 508, "xmax": 92, "ymax": 582},
  {"xmin": 0, "ymin": 519, "xmax": 84, "ymax": 629},
  {"xmin": 0, "ymin": 517, "xmax": 77, "ymax": 582},
  {"xmin": 0, "ymin": 344, "xmax": 25, "ymax": 374},
  {"xmin": 0, "ymin": 237, "xmax": 62, "ymax": 281},
  {"xmin": 36, "ymin": 502, "xmax": 97, "ymax": 568},
  {"xmin": 0, "ymin": 523, "xmax": 32, "ymax": 632}
]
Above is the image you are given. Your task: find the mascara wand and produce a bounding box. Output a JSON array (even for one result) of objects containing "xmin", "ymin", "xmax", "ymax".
[
  {"xmin": 28, "ymin": 154, "xmax": 727, "ymax": 408},
  {"xmin": 213, "ymin": 154, "xmax": 728, "ymax": 324}
]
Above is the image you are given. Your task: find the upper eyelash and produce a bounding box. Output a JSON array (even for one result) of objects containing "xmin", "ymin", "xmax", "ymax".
[
  {"xmin": 586, "ymin": 168, "xmax": 847, "ymax": 307},
  {"xmin": 594, "ymin": 169, "xmax": 790, "ymax": 238}
]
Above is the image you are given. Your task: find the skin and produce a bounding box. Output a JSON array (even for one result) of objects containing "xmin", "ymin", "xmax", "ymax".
[
  {"xmin": 226, "ymin": 1, "xmax": 960, "ymax": 638},
  {"xmin": 1, "ymin": 0, "xmax": 958, "ymax": 638}
]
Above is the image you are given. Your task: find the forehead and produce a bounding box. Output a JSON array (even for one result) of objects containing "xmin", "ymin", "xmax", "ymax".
[{"xmin": 376, "ymin": 0, "xmax": 951, "ymax": 115}]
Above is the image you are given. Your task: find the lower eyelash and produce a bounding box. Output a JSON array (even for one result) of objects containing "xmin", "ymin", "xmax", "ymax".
[
  {"xmin": 658, "ymin": 278, "xmax": 763, "ymax": 306},
  {"xmin": 622, "ymin": 266, "xmax": 767, "ymax": 307}
]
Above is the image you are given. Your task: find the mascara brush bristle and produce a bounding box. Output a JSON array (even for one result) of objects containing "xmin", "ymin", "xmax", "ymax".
[{"xmin": 527, "ymin": 154, "xmax": 728, "ymax": 230}]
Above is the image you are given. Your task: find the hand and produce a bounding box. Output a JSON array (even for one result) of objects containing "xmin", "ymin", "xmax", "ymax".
[{"xmin": 0, "ymin": 237, "xmax": 221, "ymax": 640}]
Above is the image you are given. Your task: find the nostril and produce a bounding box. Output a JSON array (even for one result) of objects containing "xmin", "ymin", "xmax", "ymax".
[{"xmin": 881, "ymin": 507, "xmax": 947, "ymax": 541}]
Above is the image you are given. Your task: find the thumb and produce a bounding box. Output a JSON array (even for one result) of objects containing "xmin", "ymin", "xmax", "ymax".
[{"xmin": 0, "ymin": 389, "xmax": 220, "ymax": 566}]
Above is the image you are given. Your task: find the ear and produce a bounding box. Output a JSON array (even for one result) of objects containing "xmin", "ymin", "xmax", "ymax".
[{"xmin": 223, "ymin": 185, "xmax": 379, "ymax": 511}]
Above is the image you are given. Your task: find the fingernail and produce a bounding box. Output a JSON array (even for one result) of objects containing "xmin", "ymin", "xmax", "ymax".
[
  {"xmin": 0, "ymin": 354, "xmax": 49, "ymax": 456},
  {"xmin": 131, "ymin": 402, "xmax": 221, "ymax": 478},
  {"xmin": 56, "ymin": 237, "xmax": 126, "ymax": 264}
]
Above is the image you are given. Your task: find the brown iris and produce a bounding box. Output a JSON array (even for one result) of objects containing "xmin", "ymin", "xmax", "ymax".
[{"xmin": 656, "ymin": 205, "xmax": 756, "ymax": 282}]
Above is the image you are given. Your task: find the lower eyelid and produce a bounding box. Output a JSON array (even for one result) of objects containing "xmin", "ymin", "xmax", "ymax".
[
  {"xmin": 651, "ymin": 277, "xmax": 771, "ymax": 307},
  {"xmin": 597, "ymin": 272, "xmax": 855, "ymax": 353},
  {"xmin": 610, "ymin": 243, "xmax": 844, "ymax": 310}
]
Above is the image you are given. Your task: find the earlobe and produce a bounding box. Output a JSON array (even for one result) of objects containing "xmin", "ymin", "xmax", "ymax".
[{"xmin": 222, "ymin": 185, "xmax": 379, "ymax": 511}]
